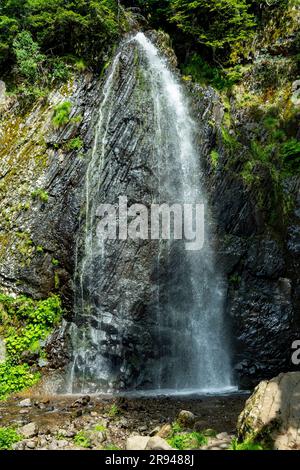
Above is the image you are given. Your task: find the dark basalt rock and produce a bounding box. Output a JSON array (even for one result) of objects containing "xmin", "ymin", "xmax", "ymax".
[
  {"xmin": 0, "ymin": 30, "xmax": 299, "ymax": 389},
  {"xmin": 189, "ymin": 82, "xmax": 300, "ymax": 388}
]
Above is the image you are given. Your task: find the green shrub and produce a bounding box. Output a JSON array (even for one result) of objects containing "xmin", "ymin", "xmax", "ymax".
[
  {"xmin": 31, "ymin": 188, "xmax": 49, "ymax": 203},
  {"xmin": 74, "ymin": 430, "xmax": 91, "ymax": 448},
  {"xmin": 13, "ymin": 31, "xmax": 45, "ymax": 82},
  {"xmin": 229, "ymin": 437, "xmax": 264, "ymax": 450},
  {"xmin": 0, "ymin": 363, "xmax": 40, "ymax": 401},
  {"xmin": 108, "ymin": 404, "xmax": 120, "ymax": 417},
  {"xmin": 171, "ymin": 421, "xmax": 182, "ymax": 434},
  {"xmin": 67, "ymin": 137, "xmax": 83, "ymax": 151},
  {"xmin": 182, "ymin": 54, "xmax": 243, "ymax": 90},
  {"xmin": 94, "ymin": 424, "xmax": 106, "ymax": 432},
  {"xmin": 52, "ymin": 101, "xmax": 72, "ymax": 127},
  {"xmin": 103, "ymin": 443, "xmax": 121, "ymax": 450},
  {"xmin": 0, "ymin": 293, "xmax": 63, "ymax": 400},
  {"xmin": 280, "ymin": 138, "xmax": 300, "ymax": 171},
  {"xmin": 210, "ymin": 149, "xmax": 219, "ymax": 169},
  {"xmin": 0, "ymin": 427, "xmax": 23, "ymax": 450},
  {"xmin": 170, "ymin": 0, "xmax": 255, "ymax": 54},
  {"xmin": 168, "ymin": 432, "xmax": 208, "ymax": 450},
  {"xmin": 49, "ymin": 58, "xmax": 70, "ymax": 82}
]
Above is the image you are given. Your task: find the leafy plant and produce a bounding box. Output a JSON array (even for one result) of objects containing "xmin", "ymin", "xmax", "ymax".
[
  {"xmin": 13, "ymin": 31, "xmax": 45, "ymax": 82},
  {"xmin": 170, "ymin": 0, "xmax": 255, "ymax": 53},
  {"xmin": 108, "ymin": 404, "xmax": 120, "ymax": 417},
  {"xmin": 0, "ymin": 293, "xmax": 63, "ymax": 400},
  {"xmin": 168, "ymin": 431, "xmax": 208, "ymax": 450},
  {"xmin": 229, "ymin": 437, "xmax": 264, "ymax": 450},
  {"xmin": 74, "ymin": 430, "xmax": 91, "ymax": 448},
  {"xmin": 0, "ymin": 427, "xmax": 23, "ymax": 450},
  {"xmin": 210, "ymin": 149, "xmax": 219, "ymax": 170},
  {"xmin": 31, "ymin": 188, "xmax": 49, "ymax": 203},
  {"xmin": 67, "ymin": 137, "xmax": 83, "ymax": 151},
  {"xmin": 103, "ymin": 443, "xmax": 121, "ymax": 450},
  {"xmin": 52, "ymin": 101, "xmax": 72, "ymax": 127},
  {"xmin": 0, "ymin": 363, "xmax": 40, "ymax": 401},
  {"xmin": 280, "ymin": 138, "xmax": 300, "ymax": 171},
  {"xmin": 182, "ymin": 54, "xmax": 243, "ymax": 90},
  {"xmin": 94, "ymin": 424, "xmax": 106, "ymax": 432},
  {"xmin": 171, "ymin": 421, "xmax": 182, "ymax": 434}
]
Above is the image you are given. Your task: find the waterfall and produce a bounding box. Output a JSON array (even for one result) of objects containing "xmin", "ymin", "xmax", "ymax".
[{"xmin": 66, "ymin": 32, "xmax": 234, "ymax": 395}]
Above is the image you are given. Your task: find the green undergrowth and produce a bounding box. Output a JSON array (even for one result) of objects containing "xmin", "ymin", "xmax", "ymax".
[
  {"xmin": 0, "ymin": 427, "xmax": 23, "ymax": 450},
  {"xmin": 229, "ymin": 437, "xmax": 264, "ymax": 451},
  {"xmin": 52, "ymin": 101, "xmax": 72, "ymax": 127},
  {"xmin": 167, "ymin": 421, "xmax": 208, "ymax": 450},
  {"xmin": 74, "ymin": 430, "xmax": 91, "ymax": 449},
  {"xmin": 0, "ymin": 293, "xmax": 63, "ymax": 400},
  {"xmin": 108, "ymin": 404, "xmax": 121, "ymax": 417}
]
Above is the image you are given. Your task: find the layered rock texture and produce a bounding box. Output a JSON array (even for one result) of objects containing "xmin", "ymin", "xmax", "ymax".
[{"xmin": 0, "ymin": 15, "xmax": 299, "ymax": 389}]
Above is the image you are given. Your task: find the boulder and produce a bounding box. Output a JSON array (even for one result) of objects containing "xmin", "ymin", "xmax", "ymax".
[
  {"xmin": 126, "ymin": 436, "xmax": 150, "ymax": 450},
  {"xmin": 177, "ymin": 410, "xmax": 196, "ymax": 428},
  {"xmin": 237, "ymin": 372, "xmax": 300, "ymax": 450},
  {"xmin": 20, "ymin": 422, "xmax": 38, "ymax": 438},
  {"xmin": 145, "ymin": 436, "xmax": 174, "ymax": 450}
]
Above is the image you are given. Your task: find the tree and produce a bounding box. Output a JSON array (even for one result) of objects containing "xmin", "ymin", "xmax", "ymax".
[
  {"xmin": 13, "ymin": 30, "xmax": 45, "ymax": 81},
  {"xmin": 169, "ymin": 0, "xmax": 256, "ymax": 51}
]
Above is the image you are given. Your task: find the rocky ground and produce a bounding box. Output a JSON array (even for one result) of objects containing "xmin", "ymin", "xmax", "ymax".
[{"xmin": 0, "ymin": 393, "xmax": 248, "ymax": 450}]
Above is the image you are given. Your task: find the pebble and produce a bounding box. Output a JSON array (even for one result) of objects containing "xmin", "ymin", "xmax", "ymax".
[
  {"xmin": 19, "ymin": 399, "xmax": 32, "ymax": 407},
  {"xmin": 216, "ymin": 432, "xmax": 229, "ymax": 440},
  {"xmin": 26, "ymin": 441, "xmax": 36, "ymax": 449},
  {"xmin": 219, "ymin": 443, "xmax": 229, "ymax": 449}
]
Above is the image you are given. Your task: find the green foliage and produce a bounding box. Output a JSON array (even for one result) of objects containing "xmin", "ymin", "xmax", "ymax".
[
  {"xmin": 167, "ymin": 420, "xmax": 207, "ymax": 449},
  {"xmin": 49, "ymin": 57, "xmax": 70, "ymax": 82},
  {"xmin": 103, "ymin": 443, "xmax": 121, "ymax": 450},
  {"xmin": 52, "ymin": 101, "xmax": 72, "ymax": 127},
  {"xmin": 210, "ymin": 149, "xmax": 219, "ymax": 170},
  {"xmin": 229, "ymin": 273, "xmax": 241, "ymax": 288},
  {"xmin": 13, "ymin": 31, "xmax": 45, "ymax": 82},
  {"xmin": 0, "ymin": 0, "xmax": 124, "ymax": 79},
  {"xmin": 0, "ymin": 427, "xmax": 23, "ymax": 450},
  {"xmin": 108, "ymin": 403, "xmax": 120, "ymax": 417},
  {"xmin": 168, "ymin": 431, "xmax": 208, "ymax": 450},
  {"xmin": 94, "ymin": 424, "xmax": 106, "ymax": 432},
  {"xmin": 74, "ymin": 430, "xmax": 91, "ymax": 448},
  {"xmin": 31, "ymin": 188, "xmax": 49, "ymax": 203},
  {"xmin": 229, "ymin": 437, "xmax": 263, "ymax": 450},
  {"xmin": 171, "ymin": 421, "xmax": 182, "ymax": 434},
  {"xmin": 0, "ymin": 294, "xmax": 62, "ymax": 363},
  {"xmin": 67, "ymin": 137, "xmax": 83, "ymax": 151},
  {"xmin": 0, "ymin": 293, "xmax": 63, "ymax": 399},
  {"xmin": 182, "ymin": 54, "xmax": 243, "ymax": 89},
  {"xmin": 0, "ymin": 362, "xmax": 40, "ymax": 401},
  {"xmin": 280, "ymin": 138, "xmax": 300, "ymax": 172},
  {"xmin": 169, "ymin": 0, "xmax": 255, "ymax": 51}
]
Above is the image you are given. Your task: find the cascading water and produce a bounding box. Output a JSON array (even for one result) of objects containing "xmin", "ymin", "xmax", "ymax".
[{"xmin": 66, "ymin": 32, "xmax": 234, "ymax": 394}]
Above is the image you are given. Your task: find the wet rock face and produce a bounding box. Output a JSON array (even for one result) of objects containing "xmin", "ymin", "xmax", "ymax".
[
  {"xmin": 190, "ymin": 84, "xmax": 300, "ymax": 388},
  {"xmin": 0, "ymin": 30, "xmax": 299, "ymax": 389},
  {"xmin": 0, "ymin": 73, "xmax": 101, "ymax": 309}
]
